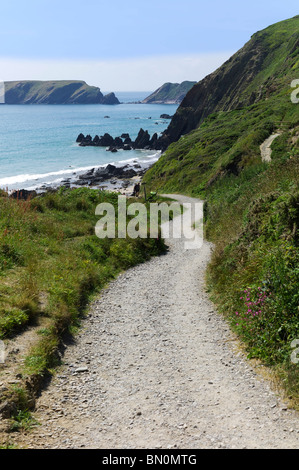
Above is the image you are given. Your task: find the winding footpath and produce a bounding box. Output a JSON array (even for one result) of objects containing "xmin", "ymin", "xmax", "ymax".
[
  {"xmin": 14, "ymin": 195, "xmax": 299, "ymax": 449},
  {"xmin": 260, "ymin": 133, "xmax": 281, "ymax": 162}
]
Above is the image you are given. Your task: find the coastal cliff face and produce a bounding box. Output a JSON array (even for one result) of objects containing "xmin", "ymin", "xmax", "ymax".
[
  {"xmin": 142, "ymin": 81, "xmax": 197, "ymax": 104},
  {"xmin": 3, "ymin": 81, "xmax": 120, "ymax": 104},
  {"xmin": 145, "ymin": 15, "xmax": 299, "ymax": 190},
  {"xmin": 157, "ymin": 16, "xmax": 299, "ymax": 150}
]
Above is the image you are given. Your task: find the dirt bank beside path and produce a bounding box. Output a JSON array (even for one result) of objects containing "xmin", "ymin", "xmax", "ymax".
[{"xmin": 9, "ymin": 195, "xmax": 299, "ymax": 449}]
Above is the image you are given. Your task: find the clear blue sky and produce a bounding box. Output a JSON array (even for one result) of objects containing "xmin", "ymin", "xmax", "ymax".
[{"xmin": 0, "ymin": 0, "xmax": 298, "ymax": 90}]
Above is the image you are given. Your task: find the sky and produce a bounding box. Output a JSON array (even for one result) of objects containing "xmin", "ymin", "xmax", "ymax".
[{"xmin": 0, "ymin": 0, "xmax": 298, "ymax": 91}]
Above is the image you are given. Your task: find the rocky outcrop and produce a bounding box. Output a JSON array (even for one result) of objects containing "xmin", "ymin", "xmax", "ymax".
[
  {"xmin": 101, "ymin": 93, "xmax": 119, "ymax": 105},
  {"xmin": 3, "ymin": 81, "xmax": 120, "ymax": 105},
  {"xmin": 73, "ymin": 163, "xmax": 147, "ymax": 186},
  {"xmin": 76, "ymin": 133, "xmax": 85, "ymax": 143},
  {"xmin": 134, "ymin": 129, "xmax": 150, "ymax": 149},
  {"xmin": 76, "ymin": 129, "xmax": 162, "ymax": 151}
]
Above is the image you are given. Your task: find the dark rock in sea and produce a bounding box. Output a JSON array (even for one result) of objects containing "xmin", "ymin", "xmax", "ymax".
[
  {"xmin": 151, "ymin": 133, "xmax": 169, "ymax": 150},
  {"xmin": 98, "ymin": 133, "xmax": 115, "ymax": 147},
  {"xmin": 123, "ymin": 144, "xmax": 132, "ymax": 151},
  {"xmin": 78, "ymin": 174, "xmax": 91, "ymax": 181},
  {"xmin": 104, "ymin": 116, "xmax": 110, "ymax": 118},
  {"xmin": 160, "ymin": 114, "xmax": 173, "ymax": 119},
  {"xmin": 106, "ymin": 164, "xmax": 118, "ymax": 173},
  {"xmin": 114, "ymin": 137, "xmax": 124, "ymax": 148},
  {"xmin": 124, "ymin": 137, "xmax": 132, "ymax": 145},
  {"xmin": 101, "ymin": 93, "xmax": 119, "ymax": 105},
  {"xmin": 74, "ymin": 163, "xmax": 140, "ymax": 186},
  {"xmin": 122, "ymin": 169, "xmax": 137, "ymax": 178},
  {"xmin": 111, "ymin": 164, "xmax": 136, "ymax": 178},
  {"xmin": 76, "ymin": 133, "xmax": 85, "ymax": 143},
  {"xmin": 76, "ymin": 128, "xmax": 161, "ymax": 151},
  {"xmin": 79, "ymin": 134, "xmax": 93, "ymax": 146},
  {"xmin": 133, "ymin": 128, "xmax": 150, "ymax": 149},
  {"xmin": 149, "ymin": 132, "xmax": 158, "ymax": 147}
]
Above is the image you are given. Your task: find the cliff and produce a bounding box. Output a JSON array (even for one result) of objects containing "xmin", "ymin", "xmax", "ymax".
[
  {"xmin": 142, "ymin": 81, "xmax": 197, "ymax": 104},
  {"xmin": 3, "ymin": 80, "xmax": 120, "ymax": 104},
  {"xmin": 155, "ymin": 16, "xmax": 299, "ymax": 150}
]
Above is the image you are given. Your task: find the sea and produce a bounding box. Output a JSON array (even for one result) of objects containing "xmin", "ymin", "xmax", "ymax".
[{"xmin": 0, "ymin": 92, "xmax": 178, "ymax": 192}]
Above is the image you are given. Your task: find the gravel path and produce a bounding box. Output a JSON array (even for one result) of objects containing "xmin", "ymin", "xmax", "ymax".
[
  {"xmin": 14, "ymin": 195, "xmax": 299, "ymax": 449},
  {"xmin": 260, "ymin": 133, "xmax": 281, "ymax": 162}
]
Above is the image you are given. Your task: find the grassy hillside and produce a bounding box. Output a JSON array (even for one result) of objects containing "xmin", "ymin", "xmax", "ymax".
[
  {"xmin": 144, "ymin": 16, "xmax": 299, "ymax": 404},
  {"xmin": 0, "ymin": 188, "xmax": 164, "ymax": 416},
  {"xmin": 3, "ymin": 81, "xmax": 120, "ymax": 104},
  {"xmin": 142, "ymin": 81, "xmax": 197, "ymax": 104},
  {"xmin": 144, "ymin": 89, "xmax": 298, "ymax": 194}
]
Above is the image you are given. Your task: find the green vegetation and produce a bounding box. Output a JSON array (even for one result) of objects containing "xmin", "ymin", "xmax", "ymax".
[
  {"xmin": 0, "ymin": 188, "xmax": 165, "ymax": 412},
  {"xmin": 206, "ymin": 154, "xmax": 299, "ymax": 402},
  {"xmin": 144, "ymin": 88, "xmax": 298, "ymax": 194},
  {"xmin": 143, "ymin": 16, "xmax": 299, "ymax": 405},
  {"xmin": 8, "ymin": 410, "xmax": 39, "ymax": 433}
]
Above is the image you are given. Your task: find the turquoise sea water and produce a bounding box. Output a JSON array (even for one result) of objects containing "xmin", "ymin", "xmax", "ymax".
[{"xmin": 0, "ymin": 92, "xmax": 178, "ymax": 191}]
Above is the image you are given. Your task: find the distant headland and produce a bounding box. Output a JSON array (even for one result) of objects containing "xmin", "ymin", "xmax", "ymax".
[
  {"xmin": 141, "ymin": 81, "xmax": 197, "ymax": 104},
  {"xmin": 2, "ymin": 80, "xmax": 120, "ymax": 104}
]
